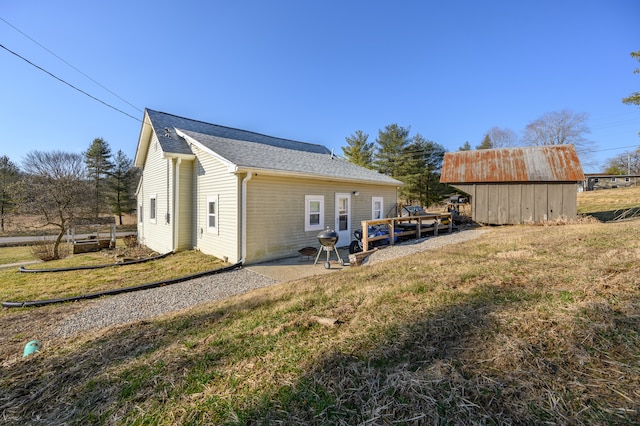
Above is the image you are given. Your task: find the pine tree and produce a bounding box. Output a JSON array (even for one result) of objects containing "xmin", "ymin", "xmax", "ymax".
[
  {"xmin": 476, "ymin": 133, "xmax": 493, "ymax": 150},
  {"xmin": 0, "ymin": 155, "xmax": 20, "ymax": 232},
  {"xmin": 342, "ymin": 130, "xmax": 375, "ymax": 168},
  {"xmin": 107, "ymin": 150, "xmax": 136, "ymax": 225},
  {"xmin": 398, "ymin": 134, "xmax": 445, "ymax": 207},
  {"xmin": 459, "ymin": 141, "xmax": 472, "ymax": 151},
  {"xmin": 84, "ymin": 138, "xmax": 114, "ymax": 217},
  {"xmin": 374, "ymin": 124, "xmax": 411, "ymax": 177}
]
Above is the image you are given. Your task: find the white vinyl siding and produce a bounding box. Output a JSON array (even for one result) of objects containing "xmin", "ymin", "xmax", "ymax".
[
  {"xmin": 244, "ymin": 174, "xmax": 397, "ymax": 263},
  {"xmin": 136, "ymin": 132, "xmax": 174, "ymax": 254},
  {"xmin": 305, "ymin": 195, "xmax": 324, "ymax": 232},
  {"xmin": 193, "ymin": 148, "xmax": 240, "ymax": 263}
]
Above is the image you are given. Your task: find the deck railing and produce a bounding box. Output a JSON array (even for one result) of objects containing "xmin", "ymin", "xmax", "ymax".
[{"xmin": 360, "ymin": 213, "xmax": 453, "ymax": 251}]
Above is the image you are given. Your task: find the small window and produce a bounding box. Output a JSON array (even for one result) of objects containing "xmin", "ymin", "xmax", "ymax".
[
  {"xmin": 207, "ymin": 195, "xmax": 218, "ymax": 233},
  {"xmin": 305, "ymin": 195, "xmax": 324, "ymax": 231},
  {"xmin": 138, "ymin": 204, "xmax": 143, "ymax": 224},
  {"xmin": 372, "ymin": 197, "xmax": 384, "ymax": 220},
  {"xmin": 594, "ymin": 178, "xmax": 599, "ymax": 183},
  {"xmin": 611, "ymin": 177, "xmax": 617, "ymax": 182},
  {"xmin": 150, "ymin": 195, "xmax": 157, "ymax": 223},
  {"xmin": 625, "ymin": 177, "xmax": 631, "ymax": 182}
]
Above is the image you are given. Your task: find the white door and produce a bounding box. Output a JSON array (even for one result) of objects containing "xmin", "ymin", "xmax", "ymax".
[{"xmin": 335, "ymin": 193, "xmax": 351, "ymax": 246}]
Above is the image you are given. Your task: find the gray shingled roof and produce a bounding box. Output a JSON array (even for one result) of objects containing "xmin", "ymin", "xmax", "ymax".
[
  {"xmin": 147, "ymin": 109, "xmax": 331, "ymax": 155},
  {"xmin": 145, "ymin": 109, "xmax": 401, "ymax": 186}
]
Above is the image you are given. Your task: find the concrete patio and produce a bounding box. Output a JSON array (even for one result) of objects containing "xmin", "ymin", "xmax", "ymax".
[{"xmin": 245, "ymin": 246, "xmax": 352, "ymax": 282}]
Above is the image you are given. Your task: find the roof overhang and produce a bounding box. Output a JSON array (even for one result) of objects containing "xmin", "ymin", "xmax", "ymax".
[
  {"xmin": 234, "ymin": 166, "xmax": 402, "ymax": 187},
  {"xmin": 175, "ymin": 129, "xmax": 236, "ymax": 171},
  {"xmin": 133, "ymin": 110, "xmax": 153, "ymax": 168}
]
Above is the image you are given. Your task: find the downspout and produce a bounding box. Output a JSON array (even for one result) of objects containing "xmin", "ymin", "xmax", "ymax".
[
  {"xmin": 173, "ymin": 158, "xmax": 182, "ymax": 252},
  {"xmin": 240, "ymin": 171, "xmax": 253, "ymax": 264}
]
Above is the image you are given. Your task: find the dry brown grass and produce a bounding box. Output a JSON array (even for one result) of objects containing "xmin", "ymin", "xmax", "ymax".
[
  {"xmin": 578, "ymin": 186, "xmax": 640, "ymax": 221},
  {"xmin": 1, "ymin": 220, "xmax": 639, "ymax": 424}
]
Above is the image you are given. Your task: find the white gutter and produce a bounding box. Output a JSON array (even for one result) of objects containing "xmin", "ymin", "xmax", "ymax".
[
  {"xmin": 240, "ymin": 171, "xmax": 253, "ymax": 263},
  {"xmin": 172, "ymin": 158, "xmax": 182, "ymax": 252},
  {"xmin": 233, "ymin": 166, "xmax": 402, "ymax": 187}
]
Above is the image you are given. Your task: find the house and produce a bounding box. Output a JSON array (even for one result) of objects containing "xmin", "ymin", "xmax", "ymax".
[
  {"xmin": 584, "ymin": 173, "xmax": 640, "ymax": 191},
  {"xmin": 133, "ymin": 109, "xmax": 402, "ymax": 264},
  {"xmin": 440, "ymin": 145, "xmax": 584, "ymax": 225}
]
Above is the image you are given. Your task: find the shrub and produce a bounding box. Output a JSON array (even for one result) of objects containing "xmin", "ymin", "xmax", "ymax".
[
  {"xmin": 30, "ymin": 238, "xmax": 70, "ymax": 261},
  {"xmin": 123, "ymin": 234, "xmax": 138, "ymax": 248}
]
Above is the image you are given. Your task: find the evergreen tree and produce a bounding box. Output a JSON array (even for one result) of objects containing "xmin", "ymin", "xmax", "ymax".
[
  {"xmin": 458, "ymin": 141, "xmax": 472, "ymax": 151},
  {"xmin": 342, "ymin": 130, "xmax": 375, "ymax": 168},
  {"xmin": 374, "ymin": 124, "xmax": 411, "ymax": 177},
  {"xmin": 84, "ymin": 138, "xmax": 114, "ymax": 217},
  {"xmin": 398, "ymin": 134, "xmax": 445, "ymax": 207},
  {"xmin": 108, "ymin": 150, "xmax": 136, "ymax": 225},
  {"xmin": 0, "ymin": 155, "xmax": 20, "ymax": 232},
  {"xmin": 476, "ymin": 133, "xmax": 493, "ymax": 149}
]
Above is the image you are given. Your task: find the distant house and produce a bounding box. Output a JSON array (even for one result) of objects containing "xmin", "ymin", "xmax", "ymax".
[
  {"xmin": 440, "ymin": 145, "xmax": 585, "ymax": 225},
  {"xmin": 133, "ymin": 109, "xmax": 402, "ymax": 264},
  {"xmin": 584, "ymin": 173, "xmax": 640, "ymax": 191}
]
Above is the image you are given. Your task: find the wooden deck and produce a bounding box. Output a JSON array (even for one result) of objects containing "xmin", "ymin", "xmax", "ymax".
[{"xmin": 360, "ymin": 213, "xmax": 454, "ymax": 251}]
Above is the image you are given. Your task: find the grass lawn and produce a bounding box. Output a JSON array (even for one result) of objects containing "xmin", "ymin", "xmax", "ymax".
[
  {"xmin": 0, "ymin": 246, "xmax": 34, "ymax": 265},
  {"xmin": 0, "ymin": 221, "xmax": 639, "ymax": 424},
  {"xmin": 0, "ymin": 190, "xmax": 639, "ymax": 424},
  {"xmin": 0, "ymin": 248, "xmax": 227, "ymax": 308}
]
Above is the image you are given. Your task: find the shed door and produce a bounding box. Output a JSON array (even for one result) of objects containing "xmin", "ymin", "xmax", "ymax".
[{"xmin": 335, "ymin": 193, "xmax": 351, "ymax": 246}]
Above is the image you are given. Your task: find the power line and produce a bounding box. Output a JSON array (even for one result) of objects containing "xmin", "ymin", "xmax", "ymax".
[
  {"xmin": 0, "ymin": 43, "xmax": 141, "ymax": 122},
  {"xmin": 0, "ymin": 16, "xmax": 143, "ymax": 114}
]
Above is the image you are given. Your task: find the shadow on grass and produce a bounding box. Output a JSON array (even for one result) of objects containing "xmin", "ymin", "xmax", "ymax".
[
  {"xmin": 1, "ymin": 283, "xmax": 638, "ymax": 425},
  {"xmin": 585, "ymin": 207, "xmax": 640, "ymax": 222}
]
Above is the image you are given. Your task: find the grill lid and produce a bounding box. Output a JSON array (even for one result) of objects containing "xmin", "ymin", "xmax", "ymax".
[{"xmin": 317, "ymin": 228, "xmax": 339, "ymax": 247}]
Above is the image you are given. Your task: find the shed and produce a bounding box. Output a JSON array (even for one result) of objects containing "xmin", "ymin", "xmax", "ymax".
[{"xmin": 440, "ymin": 145, "xmax": 585, "ymax": 224}]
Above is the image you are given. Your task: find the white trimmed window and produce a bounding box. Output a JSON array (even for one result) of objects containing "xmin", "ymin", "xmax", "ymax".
[
  {"xmin": 372, "ymin": 197, "xmax": 384, "ymax": 220},
  {"xmin": 207, "ymin": 195, "xmax": 218, "ymax": 233},
  {"xmin": 138, "ymin": 204, "xmax": 143, "ymax": 224},
  {"xmin": 149, "ymin": 195, "xmax": 157, "ymax": 223},
  {"xmin": 305, "ymin": 195, "xmax": 324, "ymax": 231}
]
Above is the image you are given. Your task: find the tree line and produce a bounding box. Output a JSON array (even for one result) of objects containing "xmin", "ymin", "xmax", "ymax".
[
  {"xmin": 341, "ymin": 125, "xmax": 449, "ymax": 207},
  {"xmin": 0, "ymin": 138, "xmax": 138, "ymax": 257},
  {"xmin": 340, "ymin": 110, "xmax": 596, "ymax": 207},
  {"xmin": 344, "ymin": 87, "xmax": 639, "ymax": 201}
]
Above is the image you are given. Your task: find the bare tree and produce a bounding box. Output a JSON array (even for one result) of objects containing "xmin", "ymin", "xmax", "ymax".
[
  {"xmin": 604, "ymin": 148, "xmax": 640, "ymax": 175},
  {"xmin": 487, "ymin": 127, "xmax": 519, "ymax": 148},
  {"xmin": 10, "ymin": 151, "xmax": 91, "ymax": 259},
  {"xmin": 522, "ymin": 109, "xmax": 595, "ymax": 161},
  {"xmin": 622, "ymin": 50, "xmax": 640, "ymax": 107}
]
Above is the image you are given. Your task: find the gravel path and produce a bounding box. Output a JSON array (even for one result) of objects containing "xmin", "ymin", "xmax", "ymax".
[
  {"xmin": 51, "ymin": 228, "xmax": 486, "ymax": 338},
  {"xmin": 365, "ymin": 228, "xmax": 487, "ymax": 264},
  {"xmin": 51, "ymin": 269, "xmax": 276, "ymax": 338}
]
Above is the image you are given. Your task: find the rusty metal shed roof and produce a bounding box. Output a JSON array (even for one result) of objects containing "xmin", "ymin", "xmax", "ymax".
[{"xmin": 440, "ymin": 145, "xmax": 585, "ymax": 183}]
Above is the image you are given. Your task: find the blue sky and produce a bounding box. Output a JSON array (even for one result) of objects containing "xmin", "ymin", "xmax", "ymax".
[{"xmin": 1, "ymin": 1, "xmax": 639, "ymax": 173}]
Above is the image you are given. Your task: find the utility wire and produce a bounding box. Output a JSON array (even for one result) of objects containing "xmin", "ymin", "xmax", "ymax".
[
  {"xmin": 0, "ymin": 43, "xmax": 141, "ymax": 122},
  {"xmin": 0, "ymin": 16, "xmax": 143, "ymax": 114}
]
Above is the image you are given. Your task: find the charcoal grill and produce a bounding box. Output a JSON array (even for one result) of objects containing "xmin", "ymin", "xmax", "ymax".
[{"xmin": 314, "ymin": 228, "xmax": 344, "ymax": 269}]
